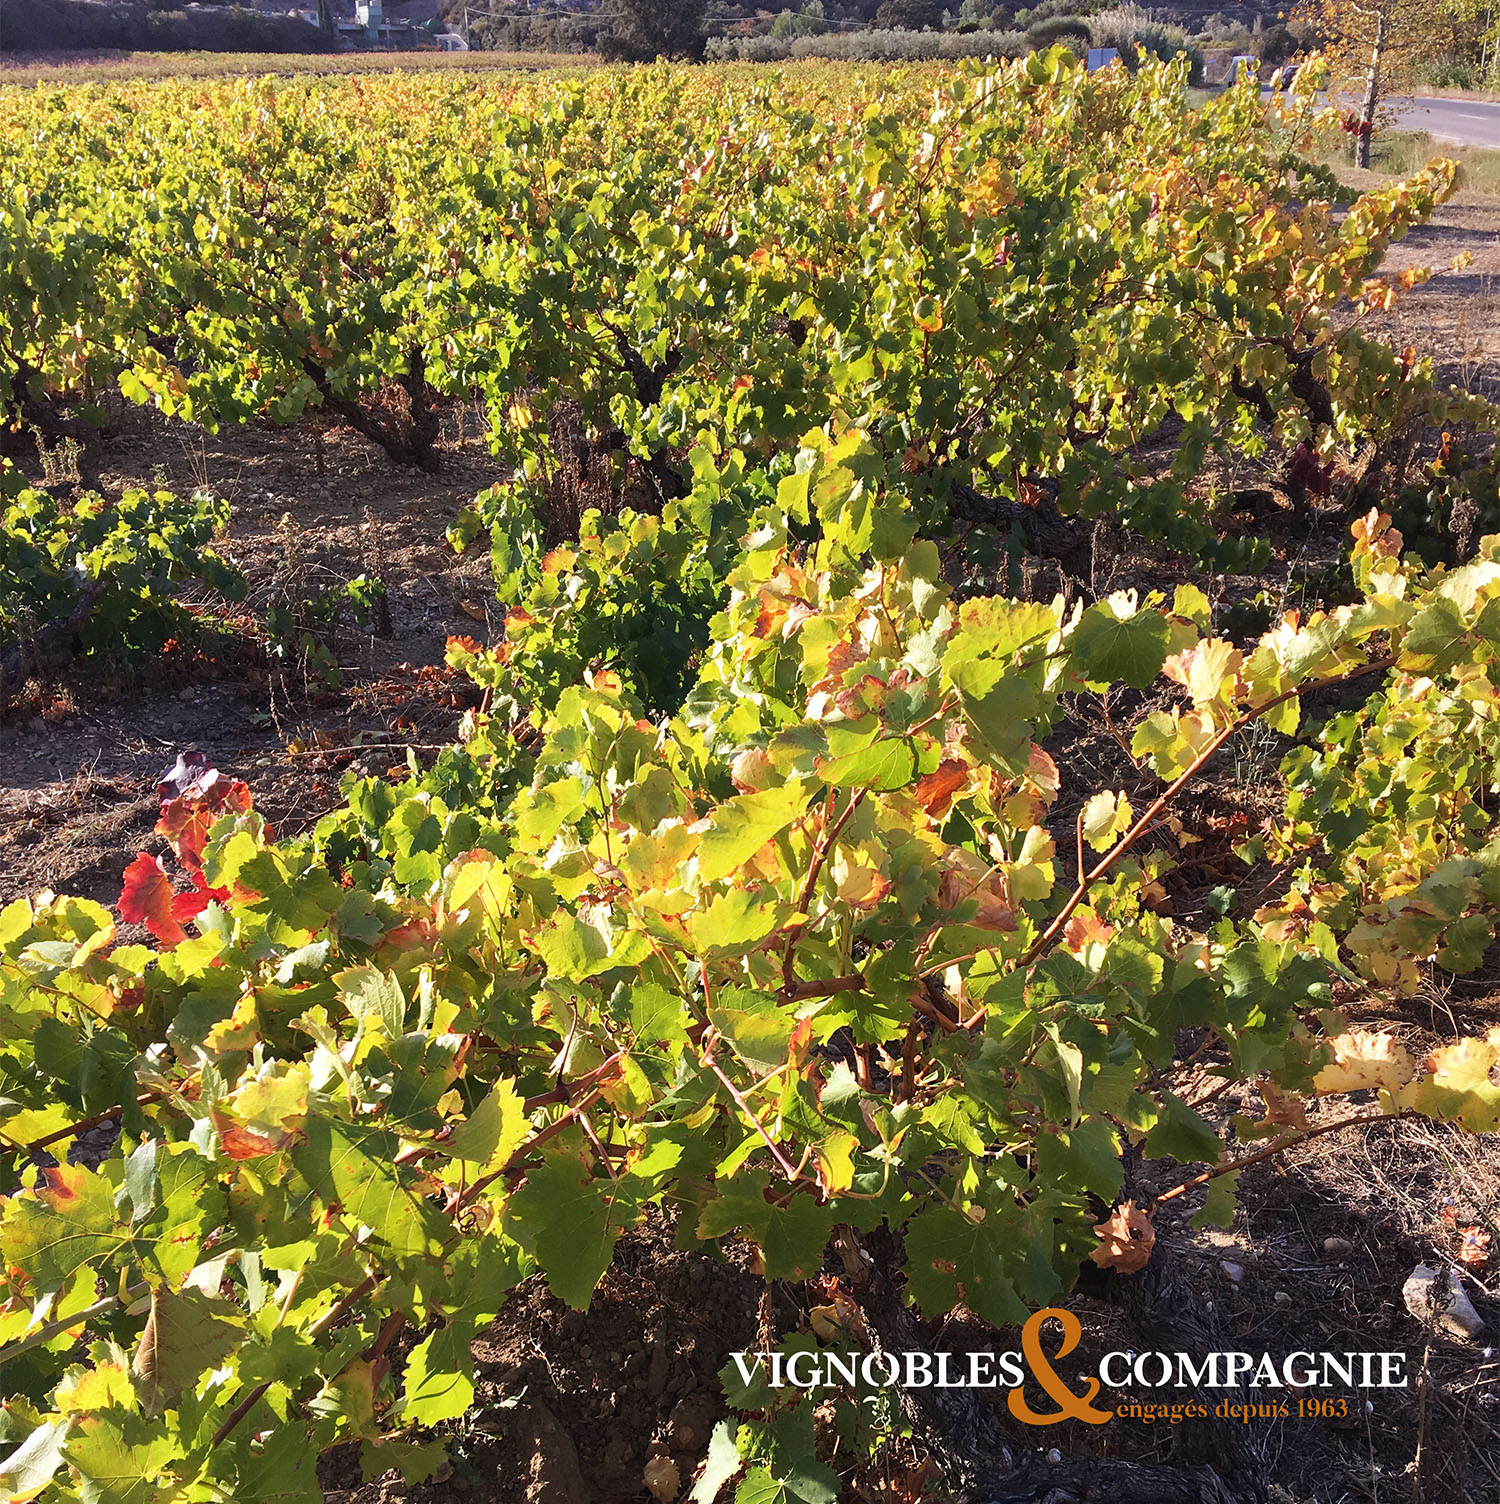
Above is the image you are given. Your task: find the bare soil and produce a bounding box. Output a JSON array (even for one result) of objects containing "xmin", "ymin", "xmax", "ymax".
[
  {"xmin": 1358, "ymin": 191, "xmax": 1500, "ymax": 403},
  {"xmin": 5, "ymin": 191, "xmax": 1500, "ymax": 1504},
  {"xmin": 1, "ymin": 399, "xmax": 504, "ymax": 907}
]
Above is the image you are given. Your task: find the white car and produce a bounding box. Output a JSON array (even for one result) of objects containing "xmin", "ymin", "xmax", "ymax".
[{"xmin": 1225, "ymin": 53, "xmax": 1257, "ymax": 86}]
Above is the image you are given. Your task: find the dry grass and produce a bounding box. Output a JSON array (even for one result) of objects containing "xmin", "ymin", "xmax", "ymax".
[{"xmin": 1313, "ymin": 129, "xmax": 1500, "ymax": 198}]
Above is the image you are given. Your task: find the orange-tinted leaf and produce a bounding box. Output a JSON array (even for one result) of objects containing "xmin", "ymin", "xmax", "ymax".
[
  {"xmin": 1457, "ymin": 1226, "xmax": 1492, "ymax": 1268},
  {"xmin": 118, "ymin": 854, "xmax": 188, "ymax": 948},
  {"xmin": 156, "ymin": 773, "xmax": 252, "ymax": 878},
  {"xmin": 937, "ymin": 851, "xmax": 1015, "ymax": 931},
  {"xmin": 1062, "ymin": 911, "xmax": 1114, "ymax": 953},
  {"xmin": 911, "ymin": 759, "xmax": 969, "ymax": 817},
  {"xmin": 216, "ymin": 1124, "xmax": 286, "ymax": 1160},
  {"xmin": 1027, "ymin": 744, "xmax": 1060, "ymax": 801}
]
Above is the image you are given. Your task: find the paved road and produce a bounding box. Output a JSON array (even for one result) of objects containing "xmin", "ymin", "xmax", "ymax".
[
  {"xmin": 1390, "ymin": 97, "xmax": 1500, "ymax": 149},
  {"xmin": 1253, "ymin": 88, "xmax": 1500, "ymax": 150}
]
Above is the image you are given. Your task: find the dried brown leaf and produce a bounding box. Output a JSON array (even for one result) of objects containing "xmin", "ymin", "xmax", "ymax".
[
  {"xmin": 1261, "ymin": 1079, "xmax": 1309, "ymax": 1129},
  {"xmin": 1090, "ymin": 1200, "xmax": 1155, "ymax": 1274},
  {"xmin": 643, "ymin": 1453, "xmax": 680, "ymax": 1503}
]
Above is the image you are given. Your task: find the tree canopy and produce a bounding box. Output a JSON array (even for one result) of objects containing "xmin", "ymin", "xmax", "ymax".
[{"xmin": 597, "ymin": 0, "xmax": 708, "ymax": 60}]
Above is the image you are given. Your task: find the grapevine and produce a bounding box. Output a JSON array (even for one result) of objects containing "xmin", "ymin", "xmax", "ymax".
[{"xmin": 0, "ymin": 50, "xmax": 1498, "ymax": 1504}]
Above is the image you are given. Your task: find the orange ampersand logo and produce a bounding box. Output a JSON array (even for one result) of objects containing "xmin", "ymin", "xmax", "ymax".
[{"xmin": 1007, "ymin": 1308, "xmax": 1114, "ymax": 1426}]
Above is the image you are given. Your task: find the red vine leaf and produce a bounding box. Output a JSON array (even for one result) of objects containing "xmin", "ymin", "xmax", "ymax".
[
  {"xmin": 171, "ymin": 882, "xmax": 229, "ymax": 925},
  {"xmin": 156, "ymin": 762, "xmax": 253, "ymax": 879},
  {"xmin": 119, "ymin": 854, "xmax": 188, "ymax": 948}
]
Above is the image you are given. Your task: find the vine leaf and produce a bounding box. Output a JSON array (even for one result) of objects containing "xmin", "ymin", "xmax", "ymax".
[
  {"xmin": 533, "ymin": 911, "xmax": 653, "ymax": 982},
  {"xmin": 117, "ymin": 856, "xmax": 187, "ymax": 949},
  {"xmin": 946, "ymin": 660, "xmax": 1037, "ymax": 774},
  {"xmin": 447, "ymin": 1082, "xmax": 529, "ymax": 1168},
  {"xmin": 1402, "ymin": 1037, "xmax": 1500, "ymax": 1130},
  {"xmin": 909, "ymin": 759, "xmax": 968, "ymax": 816},
  {"xmin": 292, "ymin": 1118, "xmax": 446, "ymax": 1259},
  {"xmin": 816, "ymin": 738, "xmax": 914, "ymax": 791},
  {"xmin": 336, "ymin": 966, "xmax": 406, "ymax": 1042},
  {"xmin": 1, "ymin": 1165, "xmax": 126, "ymax": 1292},
  {"xmin": 759, "ymin": 1197, "xmax": 833, "ymax": 1282},
  {"xmin": 1089, "ymin": 1200, "xmax": 1155, "ymax": 1273},
  {"xmin": 399, "ymin": 1323, "xmax": 475, "ymax": 1426},
  {"xmin": 1399, "ymin": 596, "xmax": 1469, "ymax": 673},
  {"xmin": 0, "ymin": 1421, "xmax": 69, "ymax": 1504},
  {"xmin": 503, "ymin": 1152, "xmax": 640, "ymax": 1311},
  {"xmin": 903, "ymin": 1206, "xmax": 1030, "ymax": 1328},
  {"xmin": 1080, "ymin": 789, "xmax": 1133, "ymax": 852},
  {"xmin": 709, "ymin": 995, "xmax": 799, "ymax": 1076},
  {"xmin": 1144, "ymin": 1092, "xmax": 1223, "ymax": 1165},
  {"xmin": 1191, "ymin": 1171, "xmax": 1241, "ymax": 1231},
  {"xmin": 1313, "ymin": 1031, "xmax": 1416, "ymax": 1094},
  {"xmin": 689, "ymin": 1422, "xmax": 742, "ymax": 1504},
  {"xmin": 1069, "ymin": 595, "xmax": 1172, "ymax": 689},
  {"xmin": 697, "ymin": 782, "xmax": 807, "ymax": 884},
  {"xmin": 131, "ymin": 1286, "xmax": 244, "ymax": 1414},
  {"xmin": 63, "ymin": 1416, "xmax": 179, "ymax": 1504}
]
